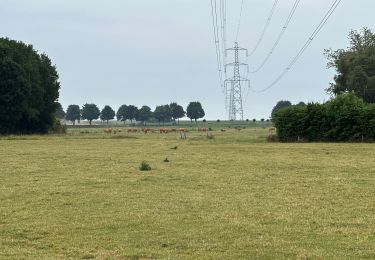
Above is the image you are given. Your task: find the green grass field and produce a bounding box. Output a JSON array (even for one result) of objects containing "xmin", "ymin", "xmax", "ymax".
[{"xmin": 1, "ymin": 128, "xmax": 374, "ymax": 259}]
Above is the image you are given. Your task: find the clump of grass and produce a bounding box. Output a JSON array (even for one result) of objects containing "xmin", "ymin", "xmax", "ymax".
[
  {"xmin": 139, "ymin": 161, "xmax": 151, "ymax": 171},
  {"xmin": 164, "ymin": 158, "xmax": 170, "ymax": 163},
  {"xmin": 207, "ymin": 134, "xmax": 215, "ymax": 140}
]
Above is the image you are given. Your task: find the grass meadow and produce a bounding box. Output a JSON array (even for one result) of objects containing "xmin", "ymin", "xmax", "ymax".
[{"xmin": 0, "ymin": 127, "xmax": 374, "ymax": 259}]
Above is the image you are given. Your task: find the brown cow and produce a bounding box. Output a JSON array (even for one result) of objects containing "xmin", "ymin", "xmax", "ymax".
[{"xmin": 104, "ymin": 128, "xmax": 113, "ymax": 134}]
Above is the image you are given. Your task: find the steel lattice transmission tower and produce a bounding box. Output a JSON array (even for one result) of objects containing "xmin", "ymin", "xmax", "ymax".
[{"xmin": 225, "ymin": 42, "xmax": 250, "ymax": 121}]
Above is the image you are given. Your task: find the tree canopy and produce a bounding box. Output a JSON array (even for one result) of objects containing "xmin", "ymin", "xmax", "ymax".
[
  {"xmin": 170, "ymin": 102, "xmax": 185, "ymax": 124},
  {"xmin": 116, "ymin": 105, "xmax": 128, "ymax": 123},
  {"xmin": 271, "ymin": 100, "xmax": 292, "ymax": 118},
  {"xmin": 126, "ymin": 105, "xmax": 139, "ymax": 122},
  {"xmin": 137, "ymin": 106, "xmax": 153, "ymax": 124},
  {"xmin": 55, "ymin": 102, "xmax": 66, "ymax": 119},
  {"xmin": 325, "ymin": 28, "xmax": 375, "ymax": 103},
  {"xmin": 100, "ymin": 105, "xmax": 115, "ymax": 124},
  {"xmin": 186, "ymin": 102, "xmax": 205, "ymax": 123},
  {"xmin": 65, "ymin": 105, "xmax": 81, "ymax": 125},
  {"xmin": 153, "ymin": 105, "xmax": 172, "ymax": 124},
  {"xmin": 81, "ymin": 103, "xmax": 100, "ymax": 125},
  {"xmin": 0, "ymin": 38, "xmax": 60, "ymax": 134}
]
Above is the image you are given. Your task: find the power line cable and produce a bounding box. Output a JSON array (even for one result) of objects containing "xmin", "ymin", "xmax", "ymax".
[
  {"xmin": 249, "ymin": 0, "xmax": 279, "ymax": 56},
  {"xmin": 235, "ymin": 0, "xmax": 245, "ymax": 42},
  {"xmin": 243, "ymin": 0, "xmax": 279, "ymax": 110},
  {"xmin": 249, "ymin": 0, "xmax": 301, "ymax": 74},
  {"xmin": 210, "ymin": 0, "xmax": 224, "ymax": 90},
  {"xmin": 250, "ymin": 0, "xmax": 342, "ymax": 94}
]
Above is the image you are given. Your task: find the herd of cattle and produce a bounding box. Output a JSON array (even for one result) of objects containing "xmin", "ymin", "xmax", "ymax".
[
  {"xmin": 102, "ymin": 127, "xmax": 276, "ymax": 138},
  {"xmin": 103, "ymin": 128, "xmax": 214, "ymax": 134}
]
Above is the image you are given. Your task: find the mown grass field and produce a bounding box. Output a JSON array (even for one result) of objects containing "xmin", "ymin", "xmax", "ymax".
[{"xmin": 0, "ymin": 127, "xmax": 374, "ymax": 259}]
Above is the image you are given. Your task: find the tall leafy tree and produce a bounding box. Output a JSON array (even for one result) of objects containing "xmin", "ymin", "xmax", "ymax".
[
  {"xmin": 137, "ymin": 105, "xmax": 153, "ymax": 125},
  {"xmin": 170, "ymin": 102, "xmax": 186, "ymax": 124},
  {"xmin": 154, "ymin": 105, "xmax": 172, "ymax": 125},
  {"xmin": 0, "ymin": 38, "xmax": 60, "ymax": 134},
  {"xmin": 81, "ymin": 103, "xmax": 100, "ymax": 125},
  {"xmin": 126, "ymin": 105, "xmax": 139, "ymax": 123},
  {"xmin": 271, "ymin": 100, "xmax": 292, "ymax": 118},
  {"xmin": 55, "ymin": 102, "xmax": 66, "ymax": 119},
  {"xmin": 0, "ymin": 58, "xmax": 29, "ymax": 133},
  {"xmin": 65, "ymin": 105, "xmax": 81, "ymax": 125},
  {"xmin": 116, "ymin": 105, "xmax": 128, "ymax": 123},
  {"xmin": 100, "ymin": 105, "xmax": 115, "ymax": 125},
  {"xmin": 325, "ymin": 28, "xmax": 375, "ymax": 103},
  {"xmin": 186, "ymin": 102, "xmax": 205, "ymax": 124}
]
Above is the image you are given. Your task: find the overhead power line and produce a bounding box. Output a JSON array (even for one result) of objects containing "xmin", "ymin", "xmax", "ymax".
[
  {"xmin": 235, "ymin": 0, "xmax": 245, "ymax": 42},
  {"xmin": 210, "ymin": 0, "xmax": 224, "ymax": 90},
  {"xmin": 249, "ymin": 0, "xmax": 279, "ymax": 56},
  {"xmin": 249, "ymin": 0, "xmax": 301, "ymax": 74},
  {"xmin": 250, "ymin": 0, "xmax": 343, "ymax": 94}
]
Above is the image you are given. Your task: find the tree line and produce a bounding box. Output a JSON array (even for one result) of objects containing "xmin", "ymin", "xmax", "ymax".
[{"xmin": 57, "ymin": 102, "xmax": 205, "ymax": 125}]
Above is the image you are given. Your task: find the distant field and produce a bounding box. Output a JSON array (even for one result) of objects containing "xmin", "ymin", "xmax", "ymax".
[{"xmin": 0, "ymin": 128, "xmax": 374, "ymax": 259}]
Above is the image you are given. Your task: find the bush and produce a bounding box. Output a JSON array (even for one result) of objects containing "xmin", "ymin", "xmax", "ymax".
[
  {"xmin": 273, "ymin": 93, "xmax": 375, "ymax": 142},
  {"xmin": 267, "ymin": 134, "xmax": 279, "ymax": 142},
  {"xmin": 139, "ymin": 161, "xmax": 151, "ymax": 171},
  {"xmin": 50, "ymin": 119, "xmax": 67, "ymax": 134}
]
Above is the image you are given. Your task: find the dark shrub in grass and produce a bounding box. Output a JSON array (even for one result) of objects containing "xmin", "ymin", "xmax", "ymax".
[{"xmin": 139, "ymin": 161, "xmax": 151, "ymax": 171}]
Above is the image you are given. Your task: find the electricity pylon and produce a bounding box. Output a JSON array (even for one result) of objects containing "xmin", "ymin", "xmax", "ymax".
[{"xmin": 225, "ymin": 42, "xmax": 250, "ymax": 121}]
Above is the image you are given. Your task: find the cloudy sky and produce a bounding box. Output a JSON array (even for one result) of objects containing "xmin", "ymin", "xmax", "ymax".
[{"xmin": 1, "ymin": 0, "xmax": 375, "ymax": 119}]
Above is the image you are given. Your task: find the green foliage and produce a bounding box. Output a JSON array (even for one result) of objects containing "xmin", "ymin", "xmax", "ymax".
[
  {"xmin": 186, "ymin": 101, "xmax": 205, "ymax": 123},
  {"xmin": 153, "ymin": 105, "xmax": 172, "ymax": 124},
  {"xmin": 126, "ymin": 105, "xmax": 139, "ymax": 122},
  {"xmin": 100, "ymin": 105, "xmax": 115, "ymax": 124},
  {"xmin": 0, "ymin": 38, "xmax": 60, "ymax": 134},
  {"xmin": 54, "ymin": 102, "xmax": 66, "ymax": 119},
  {"xmin": 271, "ymin": 100, "xmax": 292, "ymax": 118},
  {"xmin": 50, "ymin": 118, "xmax": 67, "ymax": 134},
  {"xmin": 169, "ymin": 102, "xmax": 185, "ymax": 123},
  {"xmin": 137, "ymin": 105, "xmax": 153, "ymax": 124},
  {"xmin": 81, "ymin": 104, "xmax": 100, "ymax": 125},
  {"xmin": 325, "ymin": 28, "xmax": 375, "ymax": 103},
  {"xmin": 139, "ymin": 161, "xmax": 151, "ymax": 171},
  {"xmin": 273, "ymin": 93, "xmax": 375, "ymax": 142},
  {"xmin": 65, "ymin": 105, "xmax": 81, "ymax": 125},
  {"xmin": 116, "ymin": 105, "xmax": 128, "ymax": 123}
]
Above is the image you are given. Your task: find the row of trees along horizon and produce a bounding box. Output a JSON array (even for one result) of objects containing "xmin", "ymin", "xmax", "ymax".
[
  {"xmin": 1, "ymin": 28, "xmax": 375, "ymax": 137},
  {"xmin": 57, "ymin": 102, "xmax": 205, "ymax": 126}
]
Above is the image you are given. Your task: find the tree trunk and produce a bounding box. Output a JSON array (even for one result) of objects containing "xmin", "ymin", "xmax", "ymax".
[
  {"xmin": 107, "ymin": 120, "xmax": 109, "ymax": 125},
  {"xmin": 89, "ymin": 120, "xmax": 92, "ymax": 125}
]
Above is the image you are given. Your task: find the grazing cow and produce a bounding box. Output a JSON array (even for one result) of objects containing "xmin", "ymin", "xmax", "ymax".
[
  {"xmin": 221, "ymin": 129, "xmax": 226, "ymax": 132},
  {"xmin": 160, "ymin": 128, "xmax": 169, "ymax": 134},
  {"xmin": 104, "ymin": 128, "xmax": 113, "ymax": 134},
  {"xmin": 143, "ymin": 128, "xmax": 154, "ymax": 134},
  {"xmin": 179, "ymin": 128, "xmax": 188, "ymax": 139}
]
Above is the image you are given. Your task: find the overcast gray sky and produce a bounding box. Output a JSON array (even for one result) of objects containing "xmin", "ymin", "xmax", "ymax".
[{"xmin": 1, "ymin": 0, "xmax": 375, "ymax": 119}]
